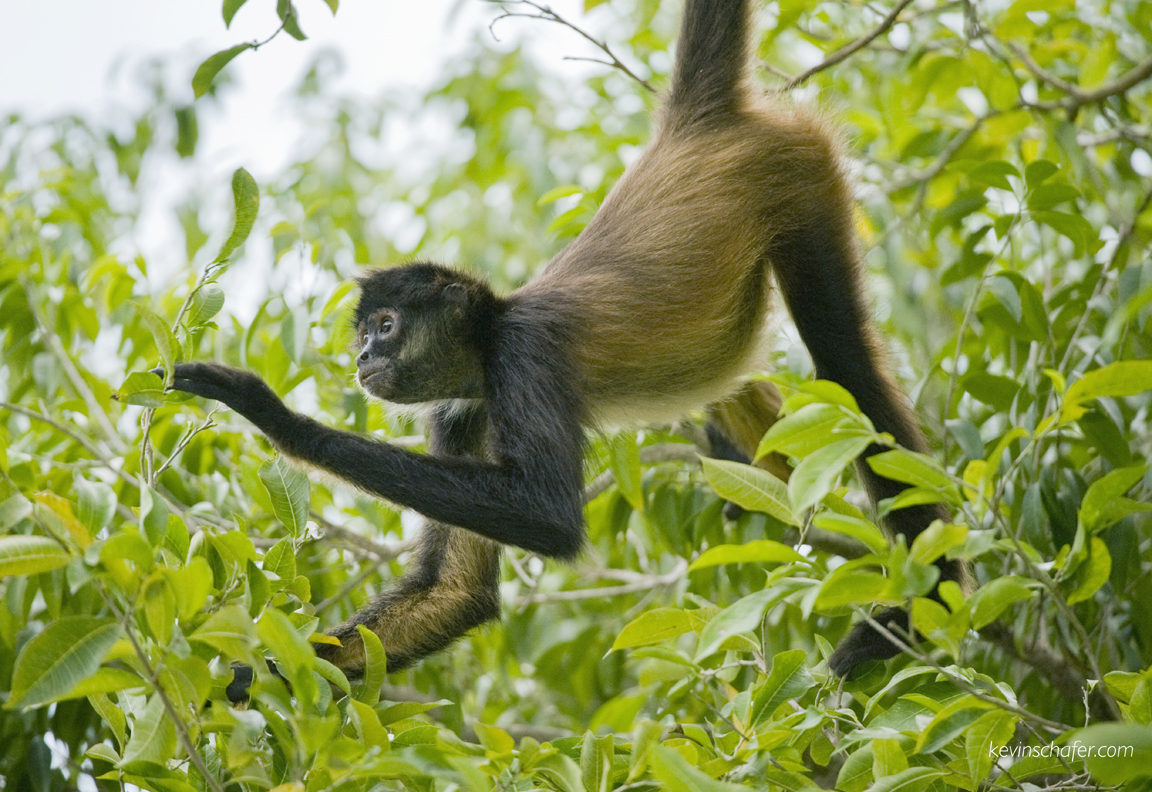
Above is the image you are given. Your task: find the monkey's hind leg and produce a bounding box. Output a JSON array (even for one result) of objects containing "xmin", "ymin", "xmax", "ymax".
[
  {"xmin": 318, "ymin": 400, "xmax": 503, "ymax": 683},
  {"xmin": 767, "ymin": 194, "xmax": 967, "ymax": 677},
  {"xmin": 317, "ymin": 524, "xmax": 502, "ymax": 678}
]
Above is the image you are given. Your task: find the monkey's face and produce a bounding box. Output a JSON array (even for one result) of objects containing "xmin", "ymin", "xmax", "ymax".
[{"xmin": 353, "ymin": 264, "xmax": 492, "ymax": 404}]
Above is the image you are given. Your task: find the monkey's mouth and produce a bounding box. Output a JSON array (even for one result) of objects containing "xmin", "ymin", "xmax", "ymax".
[{"xmin": 356, "ymin": 365, "xmax": 392, "ymax": 394}]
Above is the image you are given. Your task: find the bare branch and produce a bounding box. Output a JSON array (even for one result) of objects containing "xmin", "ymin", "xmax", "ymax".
[
  {"xmin": 781, "ymin": 0, "xmax": 917, "ymax": 90},
  {"xmin": 1007, "ymin": 40, "xmax": 1152, "ymax": 112},
  {"xmin": 20, "ymin": 276, "xmax": 126, "ymax": 453},
  {"xmin": 519, "ymin": 558, "xmax": 687, "ymax": 603},
  {"xmin": 487, "ymin": 0, "xmax": 655, "ymax": 93},
  {"xmin": 584, "ymin": 442, "xmax": 700, "ymax": 501}
]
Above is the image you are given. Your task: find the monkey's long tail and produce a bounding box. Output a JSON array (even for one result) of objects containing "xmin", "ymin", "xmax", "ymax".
[{"xmin": 666, "ymin": 0, "xmax": 751, "ymax": 123}]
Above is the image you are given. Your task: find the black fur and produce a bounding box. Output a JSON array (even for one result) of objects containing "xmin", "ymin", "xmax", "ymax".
[
  {"xmin": 165, "ymin": 280, "xmax": 586, "ymax": 560},
  {"xmin": 667, "ymin": 0, "xmax": 749, "ymax": 123},
  {"xmin": 163, "ymin": 0, "xmax": 954, "ymax": 693},
  {"xmin": 316, "ymin": 404, "xmax": 502, "ymax": 678},
  {"xmin": 769, "ymin": 216, "xmax": 958, "ymax": 676}
]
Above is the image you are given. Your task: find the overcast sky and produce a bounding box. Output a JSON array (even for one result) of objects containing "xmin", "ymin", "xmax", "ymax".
[
  {"xmin": 0, "ymin": 0, "xmax": 603, "ymax": 295},
  {"xmin": 0, "ymin": 0, "xmax": 594, "ymax": 173}
]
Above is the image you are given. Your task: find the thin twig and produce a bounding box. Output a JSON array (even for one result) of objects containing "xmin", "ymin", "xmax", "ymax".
[
  {"xmin": 584, "ymin": 442, "xmax": 700, "ymax": 502},
  {"xmin": 519, "ymin": 558, "xmax": 687, "ymax": 603},
  {"xmin": 782, "ymin": 0, "xmax": 916, "ymax": 90},
  {"xmin": 1057, "ymin": 181, "xmax": 1152, "ymax": 372},
  {"xmin": 488, "ymin": 0, "xmax": 654, "ymax": 92},
  {"xmin": 854, "ymin": 610, "xmax": 1072, "ymax": 733},
  {"xmin": 20, "ymin": 276, "xmax": 126, "ymax": 453},
  {"xmin": 1006, "ymin": 41, "xmax": 1152, "ymax": 112},
  {"xmin": 152, "ymin": 409, "xmax": 218, "ymax": 479},
  {"xmin": 99, "ymin": 592, "xmax": 226, "ymax": 792}
]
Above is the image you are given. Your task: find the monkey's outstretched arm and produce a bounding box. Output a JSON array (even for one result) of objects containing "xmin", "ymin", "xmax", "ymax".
[{"xmin": 156, "ymin": 361, "xmax": 585, "ymax": 560}]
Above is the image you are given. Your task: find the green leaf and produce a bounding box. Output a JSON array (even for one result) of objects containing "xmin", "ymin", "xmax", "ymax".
[
  {"xmin": 222, "ymin": 0, "xmax": 249, "ymax": 27},
  {"xmin": 188, "ymin": 285, "xmax": 224, "ymax": 327},
  {"xmin": 66, "ymin": 668, "xmax": 148, "ymax": 701},
  {"xmin": 0, "ymin": 535, "xmax": 69, "ymax": 577},
  {"xmin": 0, "ymin": 493, "xmax": 33, "ymax": 531},
  {"xmin": 749, "ymin": 649, "xmax": 814, "ymax": 726},
  {"xmin": 1027, "ymin": 182, "xmax": 1080, "ymax": 211},
  {"xmin": 916, "ymin": 697, "xmax": 992, "ymax": 754},
  {"xmin": 1024, "ymin": 159, "xmax": 1058, "ymax": 186},
  {"xmin": 649, "ymin": 746, "xmax": 751, "ymax": 792},
  {"xmin": 812, "ymin": 513, "xmax": 889, "ymax": 553},
  {"xmin": 609, "ymin": 433, "xmax": 644, "ymax": 511},
  {"xmin": 115, "ymin": 371, "xmax": 172, "ymax": 408},
  {"xmin": 547, "ymin": 204, "xmax": 588, "ymax": 235},
  {"xmin": 868, "ymin": 767, "xmax": 946, "ymax": 792},
  {"xmin": 909, "ymin": 522, "xmax": 967, "ymax": 565},
  {"xmin": 700, "ymin": 457, "xmax": 797, "ymax": 525},
  {"xmin": 263, "ymin": 537, "xmax": 296, "ymax": 580},
  {"xmin": 695, "ymin": 588, "xmax": 777, "ymax": 660},
  {"xmin": 815, "ymin": 568, "xmax": 892, "ymax": 610},
  {"xmin": 259, "ymin": 456, "xmax": 310, "ymax": 539},
  {"xmin": 277, "ymin": 0, "xmax": 307, "ymax": 40},
  {"xmin": 213, "ymin": 167, "xmax": 260, "ymax": 263},
  {"xmin": 1067, "ymin": 536, "xmax": 1111, "ymax": 605},
  {"xmin": 355, "ymin": 624, "xmax": 387, "ymax": 704},
  {"xmin": 1034, "ymin": 210, "xmax": 1097, "ymax": 256},
  {"xmin": 872, "ymin": 738, "xmax": 908, "ymax": 778},
  {"xmin": 968, "ymin": 160, "xmax": 1019, "ymax": 190},
  {"xmin": 867, "ymin": 450, "xmax": 959, "ymax": 502},
  {"xmin": 837, "ymin": 744, "xmax": 876, "ymax": 792},
  {"xmin": 139, "ymin": 485, "xmax": 169, "ymax": 547},
  {"xmin": 130, "ymin": 300, "xmax": 179, "ymax": 373},
  {"xmin": 756, "ymin": 403, "xmax": 866, "ymax": 459},
  {"xmin": 1072, "ymin": 723, "xmax": 1152, "ymax": 784},
  {"xmin": 580, "ymin": 731, "xmax": 611, "ymax": 792},
  {"xmin": 968, "ymin": 576, "xmax": 1034, "ymax": 629},
  {"xmin": 612, "ymin": 608, "xmax": 694, "ymax": 650},
  {"xmin": 143, "ymin": 575, "xmax": 175, "ymax": 647},
  {"xmin": 8, "ymin": 617, "xmax": 121, "ymax": 710},
  {"xmin": 189, "ymin": 604, "xmax": 257, "ymax": 661},
  {"xmin": 1062, "ymin": 361, "xmax": 1152, "ymax": 422},
  {"xmin": 192, "ymin": 44, "xmax": 252, "ymax": 99},
  {"xmin": 1078, "ymin": 464, "xmax": 1150, "ymax": 532},
  {"xmin": 789, "ymin": 435, "xmax": 873, "ymax": 513},
  {"xmin": 966, "ymin": 710, "xmax": 1017, "ymax": 783},
  {"xmin": 537, "ymin": 185, "xmax": 583, "ymax": 205},
  {"xmin": 986, "ymin": 276, "xmax": 1022, "ymax": 322},
  {"xmin": 961, "ymin": 372, "xmax": 1021, "ymax": 410},
  {"xmin": 120, "ymin": 693, "xmax": 176, "ymax": 767},
  {"xmin": 689, "ymin": 539, "xmax": 804, "ymax": 571}
]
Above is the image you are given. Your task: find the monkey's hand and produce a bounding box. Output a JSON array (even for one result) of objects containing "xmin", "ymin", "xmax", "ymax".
[{"xmin": 153, "ymin": 363, "xmax": 284, "ymax": 422}]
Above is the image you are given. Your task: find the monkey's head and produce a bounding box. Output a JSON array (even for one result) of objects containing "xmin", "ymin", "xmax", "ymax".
[{"xmin": 352, "ymin": 263, "xmax": 497, "ymax": 404}]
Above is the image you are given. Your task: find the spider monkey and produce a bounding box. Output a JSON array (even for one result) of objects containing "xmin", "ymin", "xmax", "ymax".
[{"xmin": 159, "ymin": 0, "xmax": 964, "ymax": 697}]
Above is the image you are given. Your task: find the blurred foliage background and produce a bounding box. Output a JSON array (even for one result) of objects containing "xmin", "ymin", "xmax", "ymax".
[{"xmin": 1, "ymin": 0, "xmax": 1151, "ymax": 790}]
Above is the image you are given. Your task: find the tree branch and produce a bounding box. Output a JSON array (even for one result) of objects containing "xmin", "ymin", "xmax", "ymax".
[
  {"xmin": 488, "ymin": 0, "xmax": 655, "ymax": 93},
  {"xmin": 1006, "ymin": 41, "xmax": 1152, "ymax": 112},
  {"xmin": 781, "ymin": 0, "xmax": 917, "ymax": 90}
]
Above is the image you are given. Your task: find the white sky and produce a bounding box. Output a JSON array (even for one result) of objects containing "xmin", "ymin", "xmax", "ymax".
[
  {"xmin": 0, "ymin": 0, "xmax": 594, "ymax": 175},
  {"xmin": 0, "ymin": 0, "xmax": 603, "ymax": 298}
]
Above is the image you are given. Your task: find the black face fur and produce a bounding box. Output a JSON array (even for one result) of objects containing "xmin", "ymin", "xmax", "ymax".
[{"xmin": 352, "ymin": 263, "xmax": 498, "ymax": 404}]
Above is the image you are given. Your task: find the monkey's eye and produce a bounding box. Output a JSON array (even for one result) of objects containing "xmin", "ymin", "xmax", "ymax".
[
  {"xmin": 361, "ymin": 332, "xmax": 369, "ymax": 346},
  {"xmin": 380, "ymin": 317, "xmax": 394, "ymax": 334}
]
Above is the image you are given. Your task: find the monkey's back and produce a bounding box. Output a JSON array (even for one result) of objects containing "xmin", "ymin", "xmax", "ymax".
[{"xmin": 519, "ymin": 99, "xmax": 853, "ymax": 425}]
